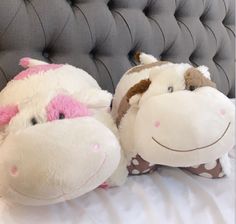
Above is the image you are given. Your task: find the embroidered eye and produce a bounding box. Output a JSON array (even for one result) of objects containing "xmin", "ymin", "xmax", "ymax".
[
  {"xmin": 30, "ymin": 117, "xmax": 38, "ymax": 125},
  {"xmin": 59, "ymin": 113, "xmax": 65, "ymax": 120},
  {"xmin": 189, "ymin": 85, "xmax": 195, "ymax": 91},
  {"xmin": 168, "ymin": 86, "xmax": 174, "ymax": 93}
]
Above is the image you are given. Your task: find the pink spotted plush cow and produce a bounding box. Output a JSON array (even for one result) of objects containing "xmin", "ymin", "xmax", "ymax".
[{"xmin": 0, "ymin": 58, "xmax": 127, "ymax": 206}]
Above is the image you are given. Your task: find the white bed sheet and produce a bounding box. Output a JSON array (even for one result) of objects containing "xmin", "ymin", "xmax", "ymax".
[
  {"xmin": 0, "ymin": 148, "xmax": 235, "ymax": 224},
  {"xmin": 0, "ymin": 100, "xmax": 235, "ymax": 224}
]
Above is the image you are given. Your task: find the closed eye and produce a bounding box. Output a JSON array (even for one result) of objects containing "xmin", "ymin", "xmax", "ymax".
[
  {"xmin": 58, "ymin": 112, "xmax": 65, "ymax": 120},
  {"xmin": 167, "ymin": 86, "xmax": 174, "ymax": 93},
  {"xmin": 30, "ymin": 117, "xmax": 38, "ymax": 126}
]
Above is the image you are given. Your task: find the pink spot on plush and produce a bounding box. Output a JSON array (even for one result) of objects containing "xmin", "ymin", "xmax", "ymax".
[
  {"xmin": 0, "ymin": 105, "xmax": 19, "ymax": 125},
  {"xmin": 92, "ymin": 143, "xmax": 100, "ymax": 152},
  {"xmin": 220, "ymin": 109, "xmax": 226, "ymax": 116},
  {"xmin": 46, "ymin": 94, "xmax": 91, "ymax": 121},
  {"xmin": 14, "ymin": 64, "xmax": 62, "ymax": 80},
  {"xmin": 99, "ymin": 182, "xmax": 109, "ymax": 189},
  {"xmin": 10, "ymin": 166, "xmax": 19, "ymax": 177},
  {"xmin": 154, "ymin": 121, "xmax": 161, "ymax": 128}
]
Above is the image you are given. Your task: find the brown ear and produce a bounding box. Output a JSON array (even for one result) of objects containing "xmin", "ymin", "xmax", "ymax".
[
  {"xmin": 116, "ymin": 79, "xmax": 151, "ymax": 126},
  {"xmin": 184, "ymin": 68, "xmax": 216, "ymax": 91}
]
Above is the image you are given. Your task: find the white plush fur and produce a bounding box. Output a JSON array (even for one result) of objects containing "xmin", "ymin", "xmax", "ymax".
[
  {"xmin": 219, "ymin": 153, "xmax": 231, "ymax": 176},
  {"xmin": 21, "ymin": 58, "xmax": 49, "ymax": 68},
  {"xmin": 112, "ymin": 55, "xmax": 191, "ymax": 119},
  {"xmin": 73, "ymin": 88, "xmax": 112, "ymax": 110},
  {"xmin": 0, "ymin": 64, "xmax": 99, "ymax": 106},
  {"xmin": 0, "ymin": 118, "xmax": 121, "ymax": 205},
  {"xmin": 0, "ymin": 59, "xmax": 127, "ymax": 206},
  {"xmin": 119, "ymin": 107, "xmax": 139, "ymax": 163},
  {"xmin": 139, "ymin": 52, "xmax": 158, "ymax": 64},
  {"xmin": 92, "ymin": 110, "xmax": 128, "ymax": 186},
  {"xmin": 134, "ymin": 87, "xmax": 235, "ymax": 166},
  {"xmin": 196, "ymin": 65, "xmax": 211, "ymax": 79},
  {"xmin": 112, "ymin": 54, "xmax": 235, "ymax": 169},
  {"xmin": 140, "ymin": 64, "xmax": 191, "ymax": 105}
]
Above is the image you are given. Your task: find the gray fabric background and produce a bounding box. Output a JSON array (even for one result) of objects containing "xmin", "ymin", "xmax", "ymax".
[{"xmin": 0, "ymin": 0, "xmax": 235, "ymax": 96}]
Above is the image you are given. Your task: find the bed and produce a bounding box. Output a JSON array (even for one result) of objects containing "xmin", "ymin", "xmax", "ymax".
[{"xmin": 0, "ymin": 0, "xmax": 235, "ymax": 223}]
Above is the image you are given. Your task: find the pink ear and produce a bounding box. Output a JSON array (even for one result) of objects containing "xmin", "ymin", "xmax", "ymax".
[
  {"xmin": 14, "ymin": 63, "xmax": 63, "ymax": 80},
  {"xmin": 19, "ymin": 57, "xmax": 31, "ymax": 68},
  {"xmin": 0, "ymin": 105, "xmax": 19, "ymax": 126},
  {"xmin": 19, "ymin": 57, "xmax": 49, "ymax": 68}
]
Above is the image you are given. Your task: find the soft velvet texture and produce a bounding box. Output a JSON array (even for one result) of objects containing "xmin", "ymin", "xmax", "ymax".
[{"xmin": 0, "ymin": 0, "xmax": 235, "ymax": 97}]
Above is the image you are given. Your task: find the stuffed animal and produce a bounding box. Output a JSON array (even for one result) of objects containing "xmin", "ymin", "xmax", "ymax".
[
  {"xmin": 0, "ymin": 58, "xmax": 127, "ymax": 206},
  {"xmin": 112, "ymin": 52, "xmax": 235, "ymax": 179}
]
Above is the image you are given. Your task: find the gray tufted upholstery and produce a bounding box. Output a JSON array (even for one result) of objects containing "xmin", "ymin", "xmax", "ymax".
[{"xmin": 0, "ymin": 0, "xmax": 235, "ymax": 96}]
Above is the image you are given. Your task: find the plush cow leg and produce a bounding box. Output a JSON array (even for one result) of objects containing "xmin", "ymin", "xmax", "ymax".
[
  {"xmin": 127, "ymin": 154, "xmax": 158, "ymax": 175},
  {"xmin": 183, "ymin": 154, "xmax": 230, "ymax": 178}
]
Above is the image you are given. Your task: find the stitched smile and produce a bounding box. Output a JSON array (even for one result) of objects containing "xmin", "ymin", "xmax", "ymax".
[{"xmin": 152, "ymin": 122, "xmax": 231, "ymax": 152}]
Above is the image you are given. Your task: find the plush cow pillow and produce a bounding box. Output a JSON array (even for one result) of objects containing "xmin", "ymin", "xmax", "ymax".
[
  {"xmin": 112, "ymin": 53, "xmax": 235, "ymax": 179},
  {"xmin": 0, "ymin": 58, "xmax": 127, "ymax": 206}
]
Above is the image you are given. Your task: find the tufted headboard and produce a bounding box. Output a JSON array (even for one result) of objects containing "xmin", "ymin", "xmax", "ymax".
[{"xmin": 0, "ymin": 0, "xmax": 235, "ymax": 97}]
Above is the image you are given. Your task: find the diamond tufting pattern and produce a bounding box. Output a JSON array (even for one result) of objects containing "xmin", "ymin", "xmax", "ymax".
[{"xmin": 0, "ymin": 0, "xmax": 235, "ymax": 96}]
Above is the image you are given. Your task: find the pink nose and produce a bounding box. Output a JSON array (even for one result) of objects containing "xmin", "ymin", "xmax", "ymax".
[
  {"xmin": 91, "ymin": 143, "xmax": 100, "ymax": 152},
  {"xmin": 47, "ymin": 94, "xmax": 91, "ymax": 121},
  {"xmin": 154, "ymin": 121, "xmax": 161, "ymax": 128},
  {"xmin": 10, "ymin": 165, "xmax": 19, "ymax": 177},
  {"xmin": 220, "ymin": 109, "xmax": 226, "ymax": 116}
]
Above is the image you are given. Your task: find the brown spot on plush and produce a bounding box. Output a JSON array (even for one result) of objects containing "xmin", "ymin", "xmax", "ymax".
[
  {"xmin": 134, "ymin": 51, "xmax": 141, "ymax": 63},
  {"xmin": 116, "ymin": 79, "xmax": 151, "ymax": 125},
  {"xmin": 126, "ymin": 79, "xmax": 151, "ymax": 100},
  {"xmin": 127, "ymin": 154, "xmax": 158, "ymax": 175},
  {"xmin": 184, "ymin": 68, "xmax": 216, "ymax": 91},
  {"xmin": 116, "ymin": 95, "xmax": 130, "ymax": 126},
  {"xmin": 183, "ymin": 159, "xmax": 225, "ymax": 178},
  {"xmin": 127, "ymin": 61, "xmax": 169, "ymax": 75}
]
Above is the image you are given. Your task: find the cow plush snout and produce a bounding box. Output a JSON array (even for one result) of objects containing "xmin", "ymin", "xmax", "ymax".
[
  {"xmin": 133, "ymin": 87, "xmax": 235, "ymax": 167},
  {"xmin": 0, "ymin": 118, "xmax": 121, "ymax": 206}
]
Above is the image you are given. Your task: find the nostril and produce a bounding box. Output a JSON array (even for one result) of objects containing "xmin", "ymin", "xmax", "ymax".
[
  {"xmin": 154, "ymin": 121, "xmax": 161, "ymax": 128},
  {"xmin": 10, "ymin": 165, "xmax": 19, "ymax": 177},
  {"xmin": 92, "ymin": 143, "xmax": 100, "ymax": 152},
  {"xmin": 220, "ymin": 109, "xmax": 226, "ymax": 116},
  {"xmin": 99, "ymin": 182, "xmax": 109, "ymax": 189}
]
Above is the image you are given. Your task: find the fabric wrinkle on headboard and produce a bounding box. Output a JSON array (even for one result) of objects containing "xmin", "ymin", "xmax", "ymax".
[{"xmin": 0, "ymin": 0, "xmax": 235, "ymax": 97}]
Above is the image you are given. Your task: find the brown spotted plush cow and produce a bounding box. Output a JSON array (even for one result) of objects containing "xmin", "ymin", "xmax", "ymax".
[{"xmin": 112, "ymin": 53, "xmax": 235, "ymax": 179}]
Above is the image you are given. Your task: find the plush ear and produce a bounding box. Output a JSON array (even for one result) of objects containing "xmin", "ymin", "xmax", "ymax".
[
  {"xmin": 0, "ymin": 105, "xmax": 19, "ymax": 126},
  {"xmin": 116, "ymin": 79, "xmax": 151, "ymax": 125},
  {"xmin": 134, "ymin": 52, "xmax": 158, "ymax": 64},
  {"xmin": 196, "ymin": 65, "xmax": 211, "ymax": 79},
  {"xmin": 19, "ymin": 57, "xmax": 49, "ymax": 68},
  {"xmin": 73, "ymin": 88, "xmax": 113, "ymax": 110},
  {"xmin": 184, "ymin": 67, "xmax": 216, "ymax": 91},
  {"xmin": 126, "ymin": 79, "xmax": 151, "ymax": 105}
]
